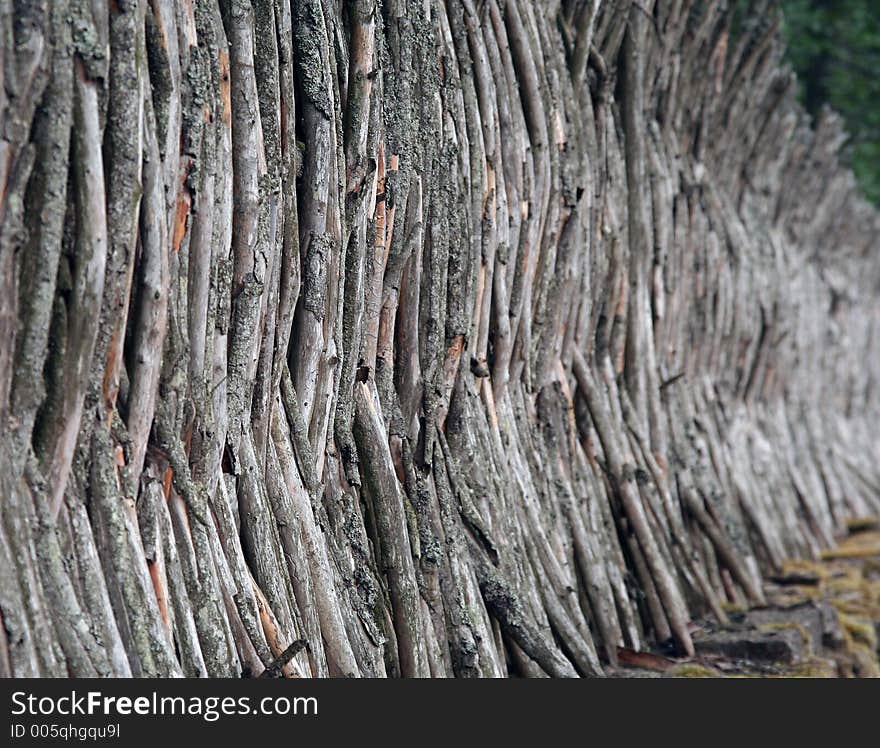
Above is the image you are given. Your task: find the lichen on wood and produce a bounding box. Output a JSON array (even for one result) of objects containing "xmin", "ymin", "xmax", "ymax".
[{"xmin": 0, "ymin": 0, "xmax": 878, "ymax": 678}]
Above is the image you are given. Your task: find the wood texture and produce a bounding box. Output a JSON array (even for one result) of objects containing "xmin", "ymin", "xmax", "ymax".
[{"xmin": 0, "ymin": 0, "xmax": 878, "ymax": 677}]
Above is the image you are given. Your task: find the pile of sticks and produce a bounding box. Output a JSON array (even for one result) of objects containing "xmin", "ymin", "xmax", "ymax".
[{"xmin": 1, "ymin": 0, "xmax": 878, "ymax": 677}]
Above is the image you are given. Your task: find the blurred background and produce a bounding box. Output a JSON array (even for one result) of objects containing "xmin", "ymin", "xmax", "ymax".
[{"xmin": 778, "ymin": 0, "xmax": 880, "ymax": 204}]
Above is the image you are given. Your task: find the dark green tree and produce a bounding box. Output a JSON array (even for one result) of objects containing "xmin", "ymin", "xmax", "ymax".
[{"xmin": 781, "ymin": 0, "xmax": 880, "ymax": 203}]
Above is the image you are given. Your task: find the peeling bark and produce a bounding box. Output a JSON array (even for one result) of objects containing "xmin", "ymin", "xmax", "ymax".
[{"xmin": 1, "ymin": 0, "xmax": 878, "ymax": 677}]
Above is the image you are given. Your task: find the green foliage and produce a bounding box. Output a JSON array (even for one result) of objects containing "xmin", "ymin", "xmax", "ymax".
[{"xmin": 780, "ymin": 0, "xmax": 880, "ymax": 204}]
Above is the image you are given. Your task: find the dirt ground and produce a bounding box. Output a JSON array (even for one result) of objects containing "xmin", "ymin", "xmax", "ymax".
[{"xmin": 611, "ymin": 519, "xmax": 880, "ymax": 678}]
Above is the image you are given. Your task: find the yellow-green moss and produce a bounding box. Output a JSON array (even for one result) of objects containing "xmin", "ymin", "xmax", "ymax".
[
  {"xmin": 849, "ymin": 643, "xmax": 880, "ymax": 678},
  {"xmin": 822, "ymin": 530, "xmax": 880, "ymax": 561},
  {"xmin": 787, "ymin": 661, "xmax": 837, "ymax": 678},
  {"xmin": 780, "ymin": 558, "xmax": 829, "ymax": 580},
  {"xmin": 839, "ymin": 613, "xmax": 878, "ymax": 651},
  {"xmin": 720, "ymin": 601, "xmax": 748, "ymax": 614},
  {"xmin": 822, "ymin": 545, "xmax": 880, "ymax": 561},
  {"xmin": 670, "ymin": 663, "xmax": 723, "ymax": 678},
  {"xmin": 846, "ymin": 516, "xmax": 880, "ymax": 534}
]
